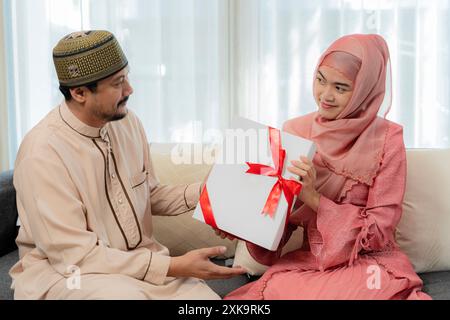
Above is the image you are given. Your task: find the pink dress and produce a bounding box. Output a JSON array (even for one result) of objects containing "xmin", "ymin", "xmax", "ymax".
[{"xmin": 225, "ymin": 122, "xmax": 431, "ymax": 300}]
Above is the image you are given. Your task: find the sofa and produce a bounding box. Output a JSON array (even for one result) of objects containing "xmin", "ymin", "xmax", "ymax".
[{"xmin": 1, "ymin": 145, "xmax": 450, "ymax": 300}]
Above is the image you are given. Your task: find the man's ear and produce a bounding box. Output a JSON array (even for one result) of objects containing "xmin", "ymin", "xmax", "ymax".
[{"xmin": 70, "ymin": 87, "xmax": 88, "ymax": 103}]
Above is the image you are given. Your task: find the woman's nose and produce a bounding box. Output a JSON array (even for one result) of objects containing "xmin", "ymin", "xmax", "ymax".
[{"xmin": 321, "ymin": 86, "xmax": 335, "ymax": 102}]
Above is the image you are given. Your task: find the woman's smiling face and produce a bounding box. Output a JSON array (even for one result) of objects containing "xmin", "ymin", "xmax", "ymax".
[{"xmin": 313, "ymin": 65, "xmax": 355, "ymax": 120}]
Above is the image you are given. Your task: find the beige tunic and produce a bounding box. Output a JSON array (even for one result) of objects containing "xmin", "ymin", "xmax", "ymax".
[{"xmin": 10, "ymin": 101, "xmax": 219, "ymax": 300}]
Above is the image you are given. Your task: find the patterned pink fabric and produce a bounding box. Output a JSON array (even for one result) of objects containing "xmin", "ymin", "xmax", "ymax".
[
  {"xmin": 225, "ymin": 121, "xmax": 431, "ymax": 300},
  {"xmin": 321, "ymin": 51, "xmax": 361, "ymax": 83}
]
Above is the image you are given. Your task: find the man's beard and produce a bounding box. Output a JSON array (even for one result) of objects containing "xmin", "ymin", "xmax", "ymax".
[
  {"xmin": 107, "ymin": 109, "xmax": 128, "ymax": 122},
  {"xmin": 102, "ymin": 96, "xmax": 129, "ymax": 122}
]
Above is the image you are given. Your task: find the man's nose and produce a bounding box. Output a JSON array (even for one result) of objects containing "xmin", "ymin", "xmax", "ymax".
[{"xmin": 123, "ymin": 79, "xmax": 134, "ymax": 96}]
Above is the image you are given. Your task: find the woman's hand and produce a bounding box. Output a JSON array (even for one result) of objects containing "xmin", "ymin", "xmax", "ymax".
[
  {"xmin": 287, "ymin": 156, "xmax": 321, "ymax": 212},
  {"xmin": 212, "ymin": 226, "xmax": 236, "ymax": 241}
]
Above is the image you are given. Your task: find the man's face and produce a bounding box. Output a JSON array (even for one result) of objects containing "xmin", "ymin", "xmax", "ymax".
[
  {"xmin": 313, "ymin": 66, "xmax": 354, "ymax": 120},
  {"xmin": 85, "ymin": 66, "xmax": 134, "ymax": 124}
]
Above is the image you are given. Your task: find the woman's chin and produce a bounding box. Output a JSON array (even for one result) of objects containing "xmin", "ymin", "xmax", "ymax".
[{"xmin": 318, "ymin": 109, "xmax": 338, "ymax": 120}]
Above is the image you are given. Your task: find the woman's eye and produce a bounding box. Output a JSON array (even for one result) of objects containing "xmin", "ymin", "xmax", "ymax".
[
  {"xmin": 336, "ymin": 86, "xmax": 346, "ymax": 93},
  {"xmin": 317, "ymin": 77, "xmax": 324, "ymax": 84}
]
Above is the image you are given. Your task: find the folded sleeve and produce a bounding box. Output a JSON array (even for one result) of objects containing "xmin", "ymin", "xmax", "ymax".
[
  {"xmin": 149, "ymin": 179, "xmax": 202, "ymax": 216},
  {"xmin": 14, "ymin": 150, "xmax": 170, "ymax": 285},
  {"xmin": 311, "ymin": 124, "xmax": 406, "ymax": 270}
]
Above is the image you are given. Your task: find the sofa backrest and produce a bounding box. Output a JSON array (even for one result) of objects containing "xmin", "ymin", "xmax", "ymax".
[{"xmin": 396, "ymin": 148, "xmax": 450, "ymax": 273}]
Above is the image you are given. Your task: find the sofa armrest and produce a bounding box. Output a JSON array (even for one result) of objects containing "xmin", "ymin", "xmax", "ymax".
[{"xmin": 0, "ymin": 170, "xmax": 18, "ymax": 257}]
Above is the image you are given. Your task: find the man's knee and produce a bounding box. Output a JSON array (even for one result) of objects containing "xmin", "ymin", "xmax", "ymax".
[
  {"xmin": 87, "ymin": 285, "xmax": 148, "ymax": 300},
  {"xmin": 51, "ymin": 274, "xmax": 149, "ymax": 300}
]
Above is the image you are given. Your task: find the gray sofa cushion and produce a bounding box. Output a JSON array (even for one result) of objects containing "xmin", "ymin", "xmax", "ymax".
[
  {"xmin": 419, "ymin": 271, "xmax": 450, "ymax": 300},
  {"xmin": 0, "ymin": 170, "xmax": 18, "ymax": 257},
  {"xmin": 0, "ymin": 250, "xmax": 17, "ymax": 300}
]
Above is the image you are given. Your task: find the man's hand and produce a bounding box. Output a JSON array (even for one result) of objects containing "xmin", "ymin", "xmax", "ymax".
[{"xmin": 167, "ymin": 246, "xmax": 247, "ymax": 280}]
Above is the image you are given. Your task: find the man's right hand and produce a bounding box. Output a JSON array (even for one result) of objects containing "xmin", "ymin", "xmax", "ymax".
[{"xmin": 167, "ymin": 246, "xmax": 247, "ymax": 280}]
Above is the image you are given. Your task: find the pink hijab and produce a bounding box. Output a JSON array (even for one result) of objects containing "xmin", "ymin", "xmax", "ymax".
[{"xmin": 284, "ymin": 34, "xmax": 391, "ymax": 203}]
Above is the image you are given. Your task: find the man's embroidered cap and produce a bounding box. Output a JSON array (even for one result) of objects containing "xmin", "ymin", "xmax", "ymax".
[{"xmin": 53, "ymin": 30, "xmax": 128, "ymax": 87}]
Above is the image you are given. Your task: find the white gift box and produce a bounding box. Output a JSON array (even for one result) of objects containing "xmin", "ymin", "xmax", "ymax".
[{"xmin": 193, "ymin": 117, "xmax": 316, "ymax": 251}]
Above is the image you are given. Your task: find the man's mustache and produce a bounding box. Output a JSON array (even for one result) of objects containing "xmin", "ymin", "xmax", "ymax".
[{"xmin": 118, "ymin": 96, "xmax": 129, "ymax": 107}]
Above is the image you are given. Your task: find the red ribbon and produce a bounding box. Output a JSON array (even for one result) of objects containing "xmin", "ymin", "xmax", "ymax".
[
  {"xmin": 246, "ymin": 127, "xmax": 302, "ymax": 218},
  {"xmin": 199, "ymin": 126, "xmax": 302, "ymax": 229},
  {"xmin": 199, "ymin": 185, "xmax": 218, "ymax": 229}
]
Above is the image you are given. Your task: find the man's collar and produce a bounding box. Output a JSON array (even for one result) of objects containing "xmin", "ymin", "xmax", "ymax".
[{"xmin": 59, "ymin": 100, "xmax": 106, "ymax": 139}]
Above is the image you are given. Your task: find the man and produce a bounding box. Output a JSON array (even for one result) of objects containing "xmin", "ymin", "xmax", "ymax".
[{"xmin": 9, "ymin": 30, "xmax": 245, "ymax": 299}]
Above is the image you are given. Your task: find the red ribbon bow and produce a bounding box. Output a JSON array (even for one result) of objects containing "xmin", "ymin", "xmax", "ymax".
[
  {"xmin": 199, "ymin": 127, "xmax": 302, "ymax": 230},
  {"xmin": 245, "ymin": 127, "xmax": 302, "ymax": 218}
]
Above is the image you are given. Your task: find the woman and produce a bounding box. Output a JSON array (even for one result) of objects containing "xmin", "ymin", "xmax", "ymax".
[{"xmin": 223, "ymin": 34, "xmax": 431, "ymax": 300}]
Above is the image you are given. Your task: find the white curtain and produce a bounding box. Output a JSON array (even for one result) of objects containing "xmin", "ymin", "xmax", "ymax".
[
  {"xmin": 0, "ymin": 0, "xmax": 9, "ymax": 171},
  {"xmin": 3, "ymin": 0, "xmax": 450, "ymax": 168}
]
